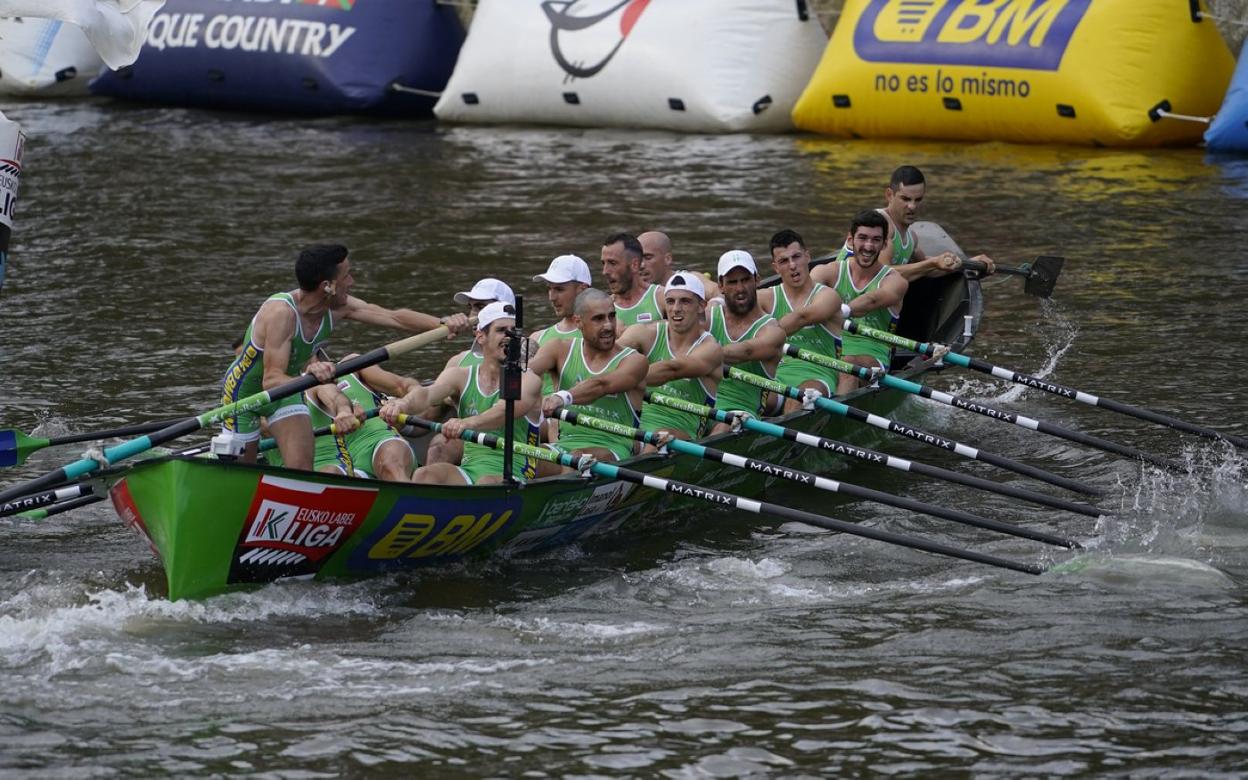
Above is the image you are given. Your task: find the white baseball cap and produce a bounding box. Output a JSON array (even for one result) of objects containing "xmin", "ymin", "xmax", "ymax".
[
  {"xmin": 454, "ymin": 277, "xmax": 516, "ymax": 306},
  {"xmin": 664, "ymin": 270, "xmax": 706, "ymax": 301},
  {"xmin": 533, "ymin": 254, "xmax": 592, "ymax": 286},
  {"xmin": 717, "ymin": 249, "xmax": 758, "ymax": 278},
  {"xmin": 476, "ymin": 301, "xmax": 516, "ymax": 332}
]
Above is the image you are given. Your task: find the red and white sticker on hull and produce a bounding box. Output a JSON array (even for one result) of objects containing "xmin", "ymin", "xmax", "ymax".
[{"xmin": 228, "ymin": 475, "xmax": 377, "ymax": 585}]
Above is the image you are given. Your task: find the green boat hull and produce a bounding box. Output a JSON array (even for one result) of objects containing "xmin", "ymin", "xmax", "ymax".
[{"xmin": 103, "ymin": 224, "xmax": 982, "ymax": 600}]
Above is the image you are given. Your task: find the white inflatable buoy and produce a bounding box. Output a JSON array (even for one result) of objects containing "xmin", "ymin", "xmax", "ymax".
[
  {"xmin": 0, "ymin": 17, "xmax": 103, "ymax": 96},
  {"xmin": 435, "ymin": 0, "xmax": 829, "ymax": 133}
]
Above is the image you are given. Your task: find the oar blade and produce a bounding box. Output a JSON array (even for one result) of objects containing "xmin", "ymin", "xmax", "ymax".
[
  {"xmin": 0, "ymin": 430, "xmax": 50, "ymax": 469},
  {"xmin": 1026, "ymin": 255, "xmax": 1064, "ymax": 298}
]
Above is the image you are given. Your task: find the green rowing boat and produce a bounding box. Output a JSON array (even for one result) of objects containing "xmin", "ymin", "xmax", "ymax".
[{"xmin": 98, "ymin": 223, "xmax": 983, "ymax": 600}]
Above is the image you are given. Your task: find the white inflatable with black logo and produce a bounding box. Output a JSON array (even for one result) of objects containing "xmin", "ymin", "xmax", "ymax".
[
  {"xmin": 89, "ymin": 0, "xmax": 465, "ymax": 115},
  {"xmin": 0, "ymin": 17, "xmax": 103, "ymax": 96},
  {"xmin": 435, "ymin": 0, "xmax": 828, "ymax": 133}
]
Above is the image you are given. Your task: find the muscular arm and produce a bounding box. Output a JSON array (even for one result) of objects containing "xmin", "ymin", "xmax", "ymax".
[
  {"xmin": 721, "ymin": 320, "xmax": 785, "ymax": 365},
  {"xmin": 809, "ymin": 258, "xmax": 841, "ymax": 287},
  {"xmin": 616, "ymin": 323, "xmax": 656, "ymax": 355},
  {"xmin": 776, "ymin": 287, "xmax": 843, "ymax": 336},
  {"xmin": 253, "ymin": 300, "xmax": 331, "ymax": 391},
  {"xmin": 381, "ymin": 365, "xmax": 464, "ymax": 425},
  {"xmin": 306, "ymin": 382, "xmax": 362, "ymax": 434},
  {"xmin": 337, "ymin": 295, "xmax": 467, "ymax": 334},
  {"xmin": 528, "ymin": 338, "xmax": 571, "ymax": 384},
  {"xmin": 565, "ymin": 351, "xmax": 649, "ymax": 405},
  {"xmin": 847, "ymin": 271, "xmax": 909, "ymax": 315},
  {"xmin": 647, "ymin": 338, "xmax": 723, "ymax": 386}
]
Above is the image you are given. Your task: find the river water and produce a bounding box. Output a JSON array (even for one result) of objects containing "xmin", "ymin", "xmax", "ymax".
[{"xmin": 1, "ymin": 100, "xmax": 1246, "ymax": 777}]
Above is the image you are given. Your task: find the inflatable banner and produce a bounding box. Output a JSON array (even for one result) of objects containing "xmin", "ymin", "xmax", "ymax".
[
  {"xmin": 434, "ymin": 0, "xmax": 828, "ymax": 133},
  {"xmin": 0, "ymin": 116, "xmax": 24, "ymax": 293},
  {"xmin": 90, "ymin": 0, "xmax": 464, "ymax": 115},
  {"xmin": 1206, "ymin": 40, "xmax": 1248, "ymax": 153},
  {"xmin": 0, "ymin": 18, "xmax": 103, "ymax": 96},
  {"xmin": 793, "ymin": 0, "xmax": 1235, "ymax": 146}
]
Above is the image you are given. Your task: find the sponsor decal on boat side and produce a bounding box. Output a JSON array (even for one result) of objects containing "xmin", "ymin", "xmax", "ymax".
[
  {"xmin": 228, "ymin": 475, "xmax": 377, "ymax": 583},
  {"xmin": 111, "ymin": 480, "xmax": 161, "ymax": 560},
  {"xmin": 349, "ymin": 495, "xmax": 523, "ymax": 569}
]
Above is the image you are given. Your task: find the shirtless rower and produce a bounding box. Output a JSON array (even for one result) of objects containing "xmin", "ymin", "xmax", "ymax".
[
  {"xmin": 619, "ymin": 273, "xmax": 722, "ymax": 443},
  {"xmin": 384, "ymin": 302, "xmax": 544, "ymax": 485},
  {"xmin": 530, "ymin": 288, "xmax": 648, "ymax": 464},
  {"xmin": 813, "ymin": 166, "xmax": 996, "ymax": 285},
  {"xmin": 639, "ymin": 230, "xmax": 720, "ymax": 304},
  {"xmin": 602, "ymin": 232, "xmax": 665, "ymax": 326},
  {"xmin": 706, "ymin": 250, "xmax": 785, "ymax": 435},
  {"xmin": 221, "ymin": 244, "xmax": 468, "ymax": 470},
  {"xmin": 760, "ymin": 229, "xmax": 844, "ymax": 413},
  {"xmin": 823, "ymin": 210, "xmax": 909, "ymax": 396}
]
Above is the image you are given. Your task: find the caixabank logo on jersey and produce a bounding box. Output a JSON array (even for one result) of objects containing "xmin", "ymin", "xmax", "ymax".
[
  {"xmin": 350, "ymin": 494, "xmax": 523, "ymax": 570},
  {"xmin": 228, "ymin": 475, "xmax": 377, "ymax": 584},
  {"xmin": 853, "ymin": 0, "xmax": 1091, "ymax": 71}
]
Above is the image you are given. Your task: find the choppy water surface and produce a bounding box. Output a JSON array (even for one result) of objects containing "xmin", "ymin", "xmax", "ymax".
[{"xmin": 1, "ymin": 100, "xmax": 1246, "ymax": 777}]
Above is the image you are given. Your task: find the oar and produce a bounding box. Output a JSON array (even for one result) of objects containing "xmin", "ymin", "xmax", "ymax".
[
  {"xmin": 556, "ymin": 408, "xmax": 1080, "ymax": 549},
  {"xmin": 0, "ymin": 418, "xmax": 187, "ymax": 469},
  {"xmin": 787, "ymin": 345, "xmax": 1185, "ymax": 472},
  {"xmin": 963, "ymin": 255, "xmax": 1063, "ymax": 298},
  {"xmin": 257, "ymin": 407, "xmax": 384, "ymax": 455},
  {"xmin": 15, "ymin": 495, "xmax": 105, "ymax": 521},
  {"xmin": 643, "ymin": 391, "xmax": 1103, "ymax": 518},
  {"xmin": 844, "ymin": 318, "xmax": 1248, "ymax": 450},
  {"xmin": 725, "ymin": 366, "xmax": 1100, "ymax": 495},
  {"xmin": 402, "ymin": 416, "xmax": 1046, "ymax": 576},
  {"xmin": 0, "ymin": 482, "xmax": 94, "ymax": 519},
  {"xmin": 0, "ymin": 327, "xmax": 452, "ymax": 506}
]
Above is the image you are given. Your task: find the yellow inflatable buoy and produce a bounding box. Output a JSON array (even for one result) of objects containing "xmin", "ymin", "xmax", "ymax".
[{"xmin": 793, "ymin": 0, "xmax": 1235, "ymax": 146}]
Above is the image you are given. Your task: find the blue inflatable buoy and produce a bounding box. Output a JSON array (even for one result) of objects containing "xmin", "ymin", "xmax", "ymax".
[
  {"xmin": 1207, "ymin": 40, "xmax": 1248, "ymax": 153},
  {"xmin": 90, "ymin": 0, "xmax": 465, "ymax": 116}
]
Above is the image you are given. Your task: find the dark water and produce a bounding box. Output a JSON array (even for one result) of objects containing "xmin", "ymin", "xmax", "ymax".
[{"xmin": 1, "ymin": 99, "xmax": 1247, "ymax": 777}]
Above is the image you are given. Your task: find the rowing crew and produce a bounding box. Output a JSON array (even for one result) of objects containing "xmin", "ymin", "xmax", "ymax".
[{"xmin": 219, "ymin": 165, "xmax": 994, "ymax": 484}]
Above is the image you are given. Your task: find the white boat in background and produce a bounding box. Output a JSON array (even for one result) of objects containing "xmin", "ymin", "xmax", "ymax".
[{"xmin": 0, "ymin": 16, "xmax": 102, "ymax": 96}]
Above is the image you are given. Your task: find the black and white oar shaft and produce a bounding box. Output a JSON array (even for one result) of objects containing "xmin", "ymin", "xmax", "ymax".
[
  {"xmin": 787, "ymin": 344, "xmax": 1185, "ymax": 472},
  {"xmin": 404, "ymin": 416, "xmax": 1045, "ymax": 576},
  {"xmin": 725, "ymin": 367, "xmax": 1100, "ymax": 496},
  {"xmin": 558, "ymin": 408, "xmax": 1079, "ymax": 549},
  {"xmin": 643, "ymin": 391, "xmax": 1103, "ymax": 517},
  {"xmin": 0, "ymin": 483, "xmax": 94, "ymax": 519},
  {"xmin": 844, "ymin": 319, "xmax": 1248, "ymax": 450}
]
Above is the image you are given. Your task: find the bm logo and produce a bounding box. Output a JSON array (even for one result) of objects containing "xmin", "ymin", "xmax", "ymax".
[{"xmin": 854, "ymin": 0, "xmax": 1092, "ymax": 71}]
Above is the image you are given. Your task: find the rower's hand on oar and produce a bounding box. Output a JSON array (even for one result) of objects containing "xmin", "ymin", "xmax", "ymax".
[
  {"xmin": 543, "ymin": 390, "xmax": 573, "ymax": 417},
  {"xmin": 439, "ymin": 313, "xmax": 470, "ymax": 338},
  {"xmin": 305, "ymin": 359, "xmax": 336, "ymax": 384},
  {"xmin": 934, "ymin": 252, "xmax": 962, "ymax": 273},
  {"xmin": 333, "ymin": 407, "xmax": 361, "ymax": 435},
  {"xmin": 379, "ymin": 399, "xmax": 406, "ymax": 427},
  {"xmin": 968, "ymin": 254, "xmax": 997, "ymax": 275},
  {"xmin": 441, "ymin": 417, "xmax": 468, "ymax": 440}
]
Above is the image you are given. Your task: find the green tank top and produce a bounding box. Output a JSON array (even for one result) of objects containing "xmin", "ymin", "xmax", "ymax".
[
  {"xmin": 615, "ymin": 283, "xmax": 663, "ymax": 327},
  {"xmin": 708, "ymin": 306, "xmax": 775, "ymax": 415},
  {"xmin": 770, "ymin": 282, "xmax": 841, "ymax": 362},
  {"xmin": 227, "ymin": 291, "xmax": 334, "ymax": 400},
  {"xmin": 304, "ymin": 373, "xmax": 385, "ymax": 474},
  {"xmin": 458, "ymin": 363, "xmax": 539, "ymax": 480},
  {"xmin": 639, "ymin": 323, "xmax": 715, "ymax": 438},
  {"xmin": 880, "ymin": 209, "xmax": 916, "ymax": 265},
  {"xmin": 557, "ymin": 339, "xmax": 641, "ymax": 451},
  {"xmin": 534, "ymin": 321, "xmax": 580, "ymax": 395},
  {"xmin": 456, "ymin": 348, "xmax": 484, "ymax": 368},
  {"xmin": 834, "ymin": 261, "xmax": 899, "ymax": 366}
]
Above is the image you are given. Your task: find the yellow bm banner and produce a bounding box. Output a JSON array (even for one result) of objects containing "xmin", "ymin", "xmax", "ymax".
[{"xmin": 793, "ymin": 0, "xmax": 1234, "ymax": 146}]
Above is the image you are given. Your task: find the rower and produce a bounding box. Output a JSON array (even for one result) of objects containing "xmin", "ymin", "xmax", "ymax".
[
  {"xmin": 530, "ymin": 288, "xmax": 648, "ymax": 464},
  {"xmin": 812, "ymin": 166, "xmax": 997, "ymax": 284},
  {"xmin": 619, "ymin": 272, "xmax": 722, "ymax": 443},
  {"xmin": 760, "ymin": 229, "xmax": 844, "ymax": 413},
  {"xmin": 269, "ymin": 359, "xmax": 422, "ymax": 481},
  {"xmin": 393, "ymin": 302, "xmax": 545, "ymax": 486},
  {"xmin": 427, "ymin": 277, "xmax": 520, "ymax": 466},
  {"xmin": 639, "ymin": 230, "xmax": 721, "ymax": 304},
  {"xmin": 602, "ymin": 232, "xmax": 665, "ymax": 326},
  {"xmin": 823, "ymin": 210, "xmax": 909, "ymax": 396},
  {"xmin": 706, "ymin": 250, "xmax": 785, "ymax": 434},
  {"xmin": 531, "ymin": 254, "xmax": 592, "ymax": 362},
  {"xmin": 220, "ymin": 244, "xmax": 468, "ymax": 470}
]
